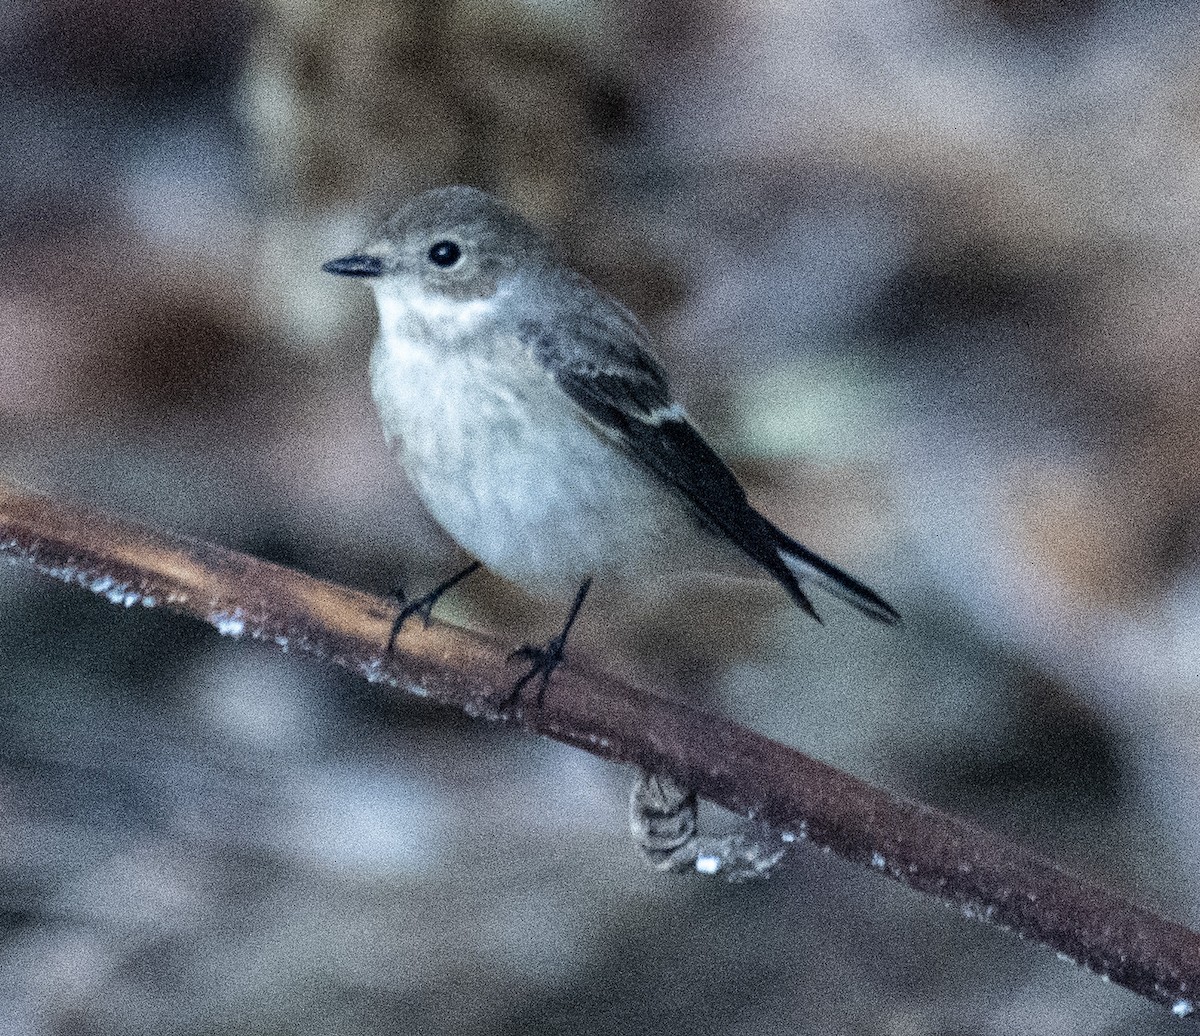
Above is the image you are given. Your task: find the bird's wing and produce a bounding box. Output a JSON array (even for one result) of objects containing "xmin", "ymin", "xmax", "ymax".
[{"xmin": 519, "ymin": 303, "xmax": 820, "ymax": 617}]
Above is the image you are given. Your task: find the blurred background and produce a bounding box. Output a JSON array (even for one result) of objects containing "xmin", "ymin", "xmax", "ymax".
[{"xmin": 2, "ymin": 0, "xmax": 1199, "ymax": 1031}]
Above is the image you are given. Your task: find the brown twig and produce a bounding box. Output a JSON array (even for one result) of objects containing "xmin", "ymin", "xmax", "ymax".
[{"xmin": 1, "ymin": 479, "xmax": 1198, "ymax": 1018}]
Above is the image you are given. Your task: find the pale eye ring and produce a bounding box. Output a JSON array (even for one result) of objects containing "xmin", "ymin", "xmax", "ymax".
[{"xmin": 428, "ymin": 240, "xmax": 462, "ymax": 267}]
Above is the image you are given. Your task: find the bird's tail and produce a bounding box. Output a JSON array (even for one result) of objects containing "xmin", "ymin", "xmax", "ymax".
[{"xmin": 771, "ymin": 526, "xmax": 900, "ymax": 625}]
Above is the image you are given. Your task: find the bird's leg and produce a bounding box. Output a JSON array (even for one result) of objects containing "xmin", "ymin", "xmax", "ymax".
[
  {"xmin": 387, "ymin": 561, "xmax": 482, "ymax": 651},
  {"xmin": 507, "ymin": 578, "xmax": 592, "ymax": 705}
]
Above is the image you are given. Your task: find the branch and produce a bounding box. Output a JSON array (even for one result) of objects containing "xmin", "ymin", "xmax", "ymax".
[{"xmin": 1, "ymin": 480, "xmax": 1197, "ymax": 1018}]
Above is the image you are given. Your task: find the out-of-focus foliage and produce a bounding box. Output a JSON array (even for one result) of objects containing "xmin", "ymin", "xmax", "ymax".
[{"xmin": 1, "ymin": 0, "xmax": 1197, "ymax": 1032}]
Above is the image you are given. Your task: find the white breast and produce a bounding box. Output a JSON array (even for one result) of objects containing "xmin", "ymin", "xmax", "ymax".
[
  {"xmin": 376, "ymin": 291, "xmax": 499, "ymax": 332},
  {"xmin": 368, "ymin": 299, "xmax": 723, "ymax": 596}
]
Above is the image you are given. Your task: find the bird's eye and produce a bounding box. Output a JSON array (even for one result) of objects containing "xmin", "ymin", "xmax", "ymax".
[{"xmin": 428, "ymin": 240, "xmax": 462, "ymax": 268}]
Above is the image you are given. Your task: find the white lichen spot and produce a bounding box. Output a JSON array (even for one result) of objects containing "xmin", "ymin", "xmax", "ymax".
[
  {"xmin": 358, "ymin": 658, "xmax": 388, "ymax": 684},
  {"xmin": 85, "ymin": 573, "xmax": 154, "ymax": 608},
  {"xmin": 961, "ymin": 901, "xmax": 998, "ymax": 923},
  {"xmin": 405, "ymin": 682, "xmax": 429, "ymax": 699},
  {"xmin": 36, "ymin": 565, "xmax": 158, "ymax": 610},
  {"xmin": 1173, "ymin": 1000, "xmax": 1195, "ymax": 1018},
  {"xmin": 871, "ymin": 852, "xmax": 888, "ymax": 870},
  {"xmin": 695, "ymin": 855, "xmax": 721, "ymax": 875},
  {"xmin": 211, "ymin": 612, "xmax": 246, "ymax": 637},
  {"xmin": 780, "ymin": 831, "xmax": 796, "ymax": 843},
  {"xmin": 107, "ymin": 586, "xmax": 142, "ymax": 607}
]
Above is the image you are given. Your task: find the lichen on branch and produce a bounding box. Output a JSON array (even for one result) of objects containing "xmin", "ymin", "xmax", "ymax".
[{"xmin": 1, "ymin": 479, "xmax": 1198, "ymax": 1019}]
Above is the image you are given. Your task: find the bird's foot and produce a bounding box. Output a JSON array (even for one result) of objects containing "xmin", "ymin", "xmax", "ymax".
[
  {"xmin": 385, "ymin": 561, "xmax": 483, "ymax": 653},
  {"xmin": 386, "ymin": 590, "xmax": 438, "ymax": 651},
  {"xmin": 500, "ymin": 578, "xmax": 592, "ymax": 709},
  {"xmin": 505, "ymin": 634, "xmax": 568, "ymax": 707}
]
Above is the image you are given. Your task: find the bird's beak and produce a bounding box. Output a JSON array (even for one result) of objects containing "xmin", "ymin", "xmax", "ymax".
[{"xmin": 322, "ymin": 253, "xmax": 384, "ymax": 278}]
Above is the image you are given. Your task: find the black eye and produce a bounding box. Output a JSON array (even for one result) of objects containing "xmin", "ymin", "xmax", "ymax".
[{"xmin": 428, "ymin": 240, "xmax": 462, "ymax": 267}]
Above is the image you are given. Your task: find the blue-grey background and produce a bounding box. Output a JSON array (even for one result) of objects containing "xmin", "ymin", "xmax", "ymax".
[{"xmin": 2, "ymin": 0, "xmax": 1198, "ymax": 1032}]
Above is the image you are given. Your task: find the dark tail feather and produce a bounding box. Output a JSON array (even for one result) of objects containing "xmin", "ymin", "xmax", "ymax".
[{"xmin": 771, "ymin": 527, "xmax": 900, "ymax": 626}]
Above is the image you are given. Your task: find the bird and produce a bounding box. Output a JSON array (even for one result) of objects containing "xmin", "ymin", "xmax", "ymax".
[{"xmin": 323, "ymin": 185, "xmax": 897, "ymax": 697}]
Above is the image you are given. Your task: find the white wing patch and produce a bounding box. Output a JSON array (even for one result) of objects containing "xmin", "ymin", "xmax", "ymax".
[{"xmin": 644, "ymin": 402, "xmax": 687, "ymax": 425}]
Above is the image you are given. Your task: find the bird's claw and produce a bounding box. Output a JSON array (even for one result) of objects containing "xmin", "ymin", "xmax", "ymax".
[
  {"xmin": 505, "ymin": 636, "xmax": 567, "ymax": 706},
  {"xmin": 399, "ymin": 594, "xmax": 438, "ymax": 628},
  {"xmin": 385, "ymin": 562, "xmax": 485, "ymax": 654},
  {"xmin": 386, "ymin": 589, "xmax": 437, "ymax": 653}
]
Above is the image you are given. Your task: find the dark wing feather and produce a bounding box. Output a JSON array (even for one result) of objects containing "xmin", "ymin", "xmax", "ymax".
[{"xmin": 521, "ymin": 307, "xmax": 820, "ymax": 618}]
